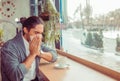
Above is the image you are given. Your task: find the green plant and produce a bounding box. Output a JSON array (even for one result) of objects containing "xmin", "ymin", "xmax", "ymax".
[
  {"xmin": 0, "ymin": 28, "xmax": 4, "ymax": 41},
  {"xmin": 85, "ymin": 32, "xmax": 93, "ymax": 47},
  {"xmin": 40, "ymin": 0, "xmax": 60, "ymax": 48},
  {"xmin": 93, "ymin": 33, "xmax": 103, "ymax": 48},
  {"xmin": 116, "ymin": 34, "xmax": 120, "ymax": 52}
]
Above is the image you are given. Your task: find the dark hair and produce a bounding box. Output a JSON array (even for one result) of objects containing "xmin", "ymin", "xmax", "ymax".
[
  {"xmin": 22, "ymin": 16, "xmax": 44, "ymax": 31},
  {"xmin": 20, "ymin": 17, "xmax": 27, "ymax": 24}
]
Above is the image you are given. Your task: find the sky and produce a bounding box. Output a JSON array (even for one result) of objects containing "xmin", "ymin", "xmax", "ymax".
[{"xmin": 67, "ymin": 0, "xmax": 120, "ymax": 19}]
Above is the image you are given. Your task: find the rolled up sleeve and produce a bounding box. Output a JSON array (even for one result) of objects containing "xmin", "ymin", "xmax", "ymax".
[{"xmin": 41, "ymin": 43, "xmax": 58, "ymax": 62}]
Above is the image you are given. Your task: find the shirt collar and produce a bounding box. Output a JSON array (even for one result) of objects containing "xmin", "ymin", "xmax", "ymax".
[{"xmin": 22, "ymin": 36, "xmax": 29, "ymax": 50}]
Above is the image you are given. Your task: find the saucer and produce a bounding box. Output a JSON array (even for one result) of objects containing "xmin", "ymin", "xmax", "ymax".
[{"xmin": 54, "ymin": 64, "xmax": 69, "ymax": 69}]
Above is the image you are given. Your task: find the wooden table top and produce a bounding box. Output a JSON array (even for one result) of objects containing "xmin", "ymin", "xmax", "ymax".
[{"xmin": 39, "ymin": 56, "xmax": 117, "ymax": 81}]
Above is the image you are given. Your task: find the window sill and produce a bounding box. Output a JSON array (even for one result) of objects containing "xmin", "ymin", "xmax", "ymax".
[{"xmin": 56, "ymin": 49, "xmax": 120, "ymax": 80}]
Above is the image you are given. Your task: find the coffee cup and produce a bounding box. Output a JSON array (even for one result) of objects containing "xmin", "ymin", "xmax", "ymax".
[{"xmin": 57, "ymin": 57, "xmax": 67, "ymax": 67}]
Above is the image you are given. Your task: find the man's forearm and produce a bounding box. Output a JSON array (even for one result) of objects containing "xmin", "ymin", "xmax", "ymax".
[{"xmin": 39, "ymin": 52, "xmax": 52, "ymax": 62}]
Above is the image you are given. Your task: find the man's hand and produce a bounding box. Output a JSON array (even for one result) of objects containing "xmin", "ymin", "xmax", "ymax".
[
  {"xmin": 29, "ymin": 35, "xmax": 42, "ymax": 56},
  {"xmin": 23, "ymin": 35, "xmax": 42, "ymax": 69}
]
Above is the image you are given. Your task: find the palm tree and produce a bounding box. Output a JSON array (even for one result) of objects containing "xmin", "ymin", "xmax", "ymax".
[
  {"xmin": 83, "ymin": 0, "xmax": 92, "ymax": 26},
  {"xmin": 74, "ymin": 4, "xmax": 84, "ymax": 29}
]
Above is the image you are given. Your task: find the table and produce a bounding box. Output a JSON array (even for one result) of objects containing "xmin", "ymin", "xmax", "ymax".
[{"xmin": 39, "ymin": 56, "xmax": 117, "ymax": 81}]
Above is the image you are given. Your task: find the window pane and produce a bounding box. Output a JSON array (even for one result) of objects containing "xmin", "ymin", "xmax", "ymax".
[{"xmin": 60, "ymin": 0, "xmax": 120, "ymax": 72}]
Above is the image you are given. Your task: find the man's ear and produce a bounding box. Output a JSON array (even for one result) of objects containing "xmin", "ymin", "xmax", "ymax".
[{"xmin": 23, "ymin": 27, "xmax": 28, "ymax": 34}]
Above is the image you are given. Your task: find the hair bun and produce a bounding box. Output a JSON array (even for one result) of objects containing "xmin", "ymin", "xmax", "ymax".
[{"xmin": 20, "ymin": 17, "xmax": 27, "ymax": 24}]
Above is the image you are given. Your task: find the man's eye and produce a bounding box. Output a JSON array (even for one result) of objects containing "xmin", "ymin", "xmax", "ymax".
[
  {"xmin": 35, "ymin": 31, "xmax": 39, "ymax": 34},
  {"xmin": 35, "ymin": 32, "xmax": 37, "ymax": 34}
]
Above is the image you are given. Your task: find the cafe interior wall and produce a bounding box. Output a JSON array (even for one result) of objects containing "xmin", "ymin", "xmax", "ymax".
[
  {"xmin": 0, "ymin": 0, "xmax": 30, "ymax": 80},
  {"xmin": 0, "ymin": 0, "xmax": 30, "ymax": 42}
]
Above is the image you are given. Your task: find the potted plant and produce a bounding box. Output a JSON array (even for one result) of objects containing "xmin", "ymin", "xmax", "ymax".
[
  {"xmin": 0, "ymin": 28, "xmax": 4, "ymax": 46},
  {"xmin": 39, "ymin": 0, "xmax": 60, "ymax": 49}
]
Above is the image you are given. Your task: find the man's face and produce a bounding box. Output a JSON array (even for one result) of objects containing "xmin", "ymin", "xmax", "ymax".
[{"xmin": 23, "ymin": 24, "xmax": 44, "ymax": 42}]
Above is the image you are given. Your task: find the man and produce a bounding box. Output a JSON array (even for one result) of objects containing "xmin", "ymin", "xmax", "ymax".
[{"xmin": 1, "ymin": 16, "xmax": 58, "ymax": 81}]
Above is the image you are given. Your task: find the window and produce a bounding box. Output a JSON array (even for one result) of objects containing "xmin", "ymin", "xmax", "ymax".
[{"xmin": 60, "ymin": 0, "xmax": 120, "ymax": 73}]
